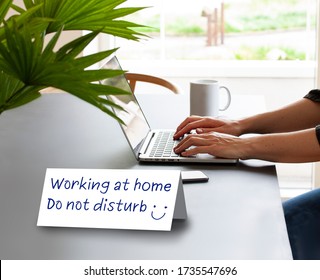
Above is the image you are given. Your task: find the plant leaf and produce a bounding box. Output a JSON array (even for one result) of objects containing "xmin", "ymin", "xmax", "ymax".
[
  {"xmin": 14, "ymin": 0, "xmax": 148, "ymax": 41},
  {"xmin": 55, "ymin": 30, "xmax": 100, "ymax": 61},
  {"xmin": 0, "ymin": 72, "xmax": 42, "ymax": 113},
  {"xmin": 0, "ymin": 0, "xmax": 148, "ymax": 122},
  {"xmin": 0, "ymin": 3, "xmax": 45, "ymax": 41},
  {"xmin": 0, "ymin": 0, "xmax": 12, "ymax": 23}
]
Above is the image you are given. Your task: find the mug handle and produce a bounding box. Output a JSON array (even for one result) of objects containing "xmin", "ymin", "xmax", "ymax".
[{"xmin": 219, "ymin": 86, "xmax": 231, "ymax": 111}]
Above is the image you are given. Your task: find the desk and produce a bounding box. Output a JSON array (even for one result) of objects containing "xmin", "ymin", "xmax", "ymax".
[{"xmin": 0, "ymin": 93, "xmax": 292, "ymax": 259}]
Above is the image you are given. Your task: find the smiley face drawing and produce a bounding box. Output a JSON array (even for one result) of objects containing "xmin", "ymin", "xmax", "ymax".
[{"xmin": 151, "ymin": 205, "xmax": 168, "ymax": 220}]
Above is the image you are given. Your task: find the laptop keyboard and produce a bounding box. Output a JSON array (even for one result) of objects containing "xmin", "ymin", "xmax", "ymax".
[{"xmin": 149, "ymin": 131, "xmax": 179, "ymax": 158}]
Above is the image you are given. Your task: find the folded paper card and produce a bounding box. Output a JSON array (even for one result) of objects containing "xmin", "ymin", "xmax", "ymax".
[{"xmin": 37, "ymin": 168, "xmax": 187, "ymax": 231}]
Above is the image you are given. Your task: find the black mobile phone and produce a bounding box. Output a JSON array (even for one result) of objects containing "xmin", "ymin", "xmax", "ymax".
[{"xmin": 181, "ymin": 171, "xmax": 209, "ymax": 183}]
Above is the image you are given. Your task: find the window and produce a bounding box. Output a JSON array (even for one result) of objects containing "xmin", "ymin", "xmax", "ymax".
[{"xmin": 115, "ymin": 0, "xmax": 317, "ymax": 62}]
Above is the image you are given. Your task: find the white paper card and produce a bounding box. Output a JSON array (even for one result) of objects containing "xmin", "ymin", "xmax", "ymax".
[{"xmin": 37, "ymin": 168, "xmax": 187, "ymax": 231}]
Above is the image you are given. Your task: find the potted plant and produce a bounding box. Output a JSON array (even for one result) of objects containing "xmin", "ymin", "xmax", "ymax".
[{"xmin": 0, "ymin": 0, "xmax": 146, "ymax": 122}]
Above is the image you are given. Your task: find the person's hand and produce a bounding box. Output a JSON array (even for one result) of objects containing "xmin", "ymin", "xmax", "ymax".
[
  {"xmin": 173, "ymin": 115, "xmax": 242, "ymax": 140},
  {"xmin": 174, "ymin": 131, "xmax": 246, "ymax": 159}
]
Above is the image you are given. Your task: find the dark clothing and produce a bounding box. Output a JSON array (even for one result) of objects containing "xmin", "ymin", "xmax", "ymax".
[
  {"xmin": 304, "ymin": 89, "xmax": 320, "ymax": 102},
  {"xmin": 283, "ymin": 188, "xmax": 320, "ymax": 259},
  {"xmin": 282, "ymin": 90, "xmax": 320, "ymax": 259},
  {"xmin": 304, "ymin": 89, "xmax": 320, "ymax": 144}
]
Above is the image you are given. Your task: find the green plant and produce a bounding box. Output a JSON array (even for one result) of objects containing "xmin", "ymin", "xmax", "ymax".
[
  {"xmin": 0, "ymin": 0, "xmax": 146, "ymax": 122},
  {"xmin": 234, "ymin": 45, "xmax": 306, "ymax": 60},
  {"xmin": 166, "ymin": 17, "xmax": 204, "ymax": 36}
]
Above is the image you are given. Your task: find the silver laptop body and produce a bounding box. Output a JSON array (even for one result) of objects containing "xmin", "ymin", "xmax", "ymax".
[{"xmin": 102, "ymin": 56, "xmax": 237, "ymax": 164}]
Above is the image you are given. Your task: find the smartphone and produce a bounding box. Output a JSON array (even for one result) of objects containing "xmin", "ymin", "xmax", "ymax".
[{"xmin": 181, "ymin": 171, "xmax": 209, "ymax": 183}]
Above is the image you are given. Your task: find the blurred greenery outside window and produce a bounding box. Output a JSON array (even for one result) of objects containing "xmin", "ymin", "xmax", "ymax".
[{"xmin": 114, "ymin": 0, "xmax": 317, "ymax": 61}]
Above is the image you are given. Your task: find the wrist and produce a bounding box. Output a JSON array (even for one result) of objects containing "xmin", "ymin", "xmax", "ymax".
[
  {"xmin": 236, "ymin": 117, "xmax": 253, "ymax": 135},
  {"xmin": 238, "ymin": 137, "xmax": 255, "ymax": 160}
]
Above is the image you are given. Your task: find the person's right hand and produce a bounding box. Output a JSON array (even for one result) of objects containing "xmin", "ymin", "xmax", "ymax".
[{"xmin": 173, "ymin": 115, "xmax": 242, "ymax": 140}]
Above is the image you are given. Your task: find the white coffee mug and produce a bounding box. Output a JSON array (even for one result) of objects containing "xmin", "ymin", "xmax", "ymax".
[{"xmin": 190, "ymin": 79, "xmax": 231, "ymax": 117}]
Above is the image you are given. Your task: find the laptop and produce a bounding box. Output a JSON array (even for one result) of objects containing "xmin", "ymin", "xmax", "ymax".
[{"xmin": 102, "ymin": 56, "xmax": 237, "ymax": 164}]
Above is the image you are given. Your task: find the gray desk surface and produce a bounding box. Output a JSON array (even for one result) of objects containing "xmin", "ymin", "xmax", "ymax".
[{"xmin": 0, "ymin": 93, "xmax": 292, "ymax": 259}]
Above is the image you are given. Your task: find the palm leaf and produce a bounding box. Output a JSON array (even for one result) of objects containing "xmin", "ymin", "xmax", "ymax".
[
  {"xmin": 0, "ymin": 72, "xmax": 42, "ymax": 113},
  {"xmin": 0, "ymin": 0, "xmax": 12, "ymax": 23},
  {"xmin": 0, "ymin": 0, "xmax": 148, "ymax": 121},
  {"xmin": 55, "ymin": 30, "xmax": 101, "ymax": 62},
  {"xmin": 14, "ymin": 0, "xmax": 147, "ymax": 41},
  {"xmin": 0, "ymin": 21, "xmax": 45, "ymax": 83},
  {"xmin": 0, "ymin": 71, "xmax": 24, "ymax": 105},
  {"xmin": 70, "ymin": 48, "xmax": 119, "ymax": 69},
  {"xmin": 0, "ymin": 3, "xmax": 46, "ymax": 41},
  {"xmin": 0, "ymin": 20, "xmax": 130, "ymax": 119}
]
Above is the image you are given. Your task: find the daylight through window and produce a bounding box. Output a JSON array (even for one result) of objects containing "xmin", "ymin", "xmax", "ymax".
[{"xmin": 115, "ymin": 0, "xmax": 317, "ymax": 61}]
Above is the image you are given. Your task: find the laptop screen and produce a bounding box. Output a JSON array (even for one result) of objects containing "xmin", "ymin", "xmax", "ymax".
[{"xmin": 101, "ymin": 56, "xmax": 151, "ymax": 159}]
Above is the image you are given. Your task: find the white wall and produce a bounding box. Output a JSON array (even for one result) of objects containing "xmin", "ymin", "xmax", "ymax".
[
  {"xmin": 122, "ymin": 60, "xmax": 316, "ymax": 111},
  {"xmin": 169, "ymin": 76, "xmax": 314, "ymax": 111}
]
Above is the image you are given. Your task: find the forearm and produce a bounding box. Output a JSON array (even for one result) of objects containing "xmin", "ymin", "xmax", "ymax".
[
  {"xmin": 238, "ymin": 99, "xmax": 320, "ymax": 135},
  {"xmin": 241, "ymin": 128, "xmax": 320, "ymax": 163}
]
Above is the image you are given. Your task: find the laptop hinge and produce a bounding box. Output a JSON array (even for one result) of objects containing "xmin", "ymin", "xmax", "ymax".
[{"xmin": 140, "ymin": 132, "xmax": 155, "ymax": 155}]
